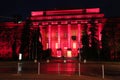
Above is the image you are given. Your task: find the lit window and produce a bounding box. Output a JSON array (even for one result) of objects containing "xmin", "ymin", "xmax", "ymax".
[
  {"xmin": 67, "ymin": 50, "xmax": 72, "ymax": 57},
  {"xmin": 46, "ymin": 43, "xmax": 48, "ymax": 49},
  {"xmin": 55, "ymin": 43, "xmax": 58, "ymax": 49},
  {"xmin": 73, "ymin": 43, "xmax": 76, "ymax": 49}
]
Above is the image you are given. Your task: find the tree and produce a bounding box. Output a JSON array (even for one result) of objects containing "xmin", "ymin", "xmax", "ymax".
[
  {"xmin": 89, "ymin": 18, "xmax": 99, "ymax": 60},
  {"xmin": 81, "ymin": 24, "xmax": 89, "ymax": 60},
  {"xmin": 30, "ymin": 26, "xmax": 43, "ymax": 60},
  {"xmin": 12, "ymin": 27, "xmax": 18, "ymax": 60},
  {"xmin": 19, "ymin": 18, "xmax": 31, "ymax": 60},
  {"xmin": 101, "ymin": 28, "xmax": 110, "ymax": 61}
]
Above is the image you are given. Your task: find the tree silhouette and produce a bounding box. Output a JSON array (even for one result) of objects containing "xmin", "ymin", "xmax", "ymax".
[
  {"xmin": 89, "ymin": 18, "xmax": 99, "ymax": 60},
  {"xmin": 12, "ymin": 38, "xmax": 17, "ymax": 60},
  {"xmin": 29, "ymin": 26, "xmax": 43, "ymax": 60},
  {"xmin": 81, "ymin": 24, "xmax": 89, "ymax": 60},
  {"xmin": 101, "ymin": 27, "xmax": 110, "ymax": 61},
  {"xmin": 19, "ymin": 18, "xmax": 31, "ymax": 60},
  {"xmin": 12, "ymin": 26, "xmax": 19, "ymax": 60},
  {"xmin": 102, "ymin": 21, "xmax": 118, "ymax": 61}
]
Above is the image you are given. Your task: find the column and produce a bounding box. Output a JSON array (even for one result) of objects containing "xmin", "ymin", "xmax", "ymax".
[
  {"xmin": 68, "ymin": 24, "xmax": 71, "ymax": 48},
  {"xmin": 58, "ymin": 24, "xmax": 61, "ymax": 48},
  {"xmin": 78, "ymin": 24, "xmax": 82, "ymax": 48},
  {"xmin": 67, "ymin": 23, "xmax": 72, "ymax": 57},
  {"xmin": 57, "ymin": 24, "xmax": 61, "ymax": 57},
  {"xmin": 48, "ymin": 24, "xmax": 51, "ymax": 49},
  {"xmin": 77, "ymin": 23, "xmax": 82, "ymax": 60}
]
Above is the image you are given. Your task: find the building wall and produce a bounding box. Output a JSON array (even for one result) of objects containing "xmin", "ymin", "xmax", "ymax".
[
  {"xmin": 0, "ymin": 22, "xmax": 24, "ymax": 59},
  {"xmin": 31, "ymin": 8, "xmax": 105, "ymax": 58},
  {"xmin": 0, "ymin": 8, "xmax": 113, "ymax": 60}
]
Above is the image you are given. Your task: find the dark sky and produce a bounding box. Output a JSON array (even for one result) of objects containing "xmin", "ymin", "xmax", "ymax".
[{"xmin": 0, "ymin": 0, "xmax": 120, "ymax": 21}]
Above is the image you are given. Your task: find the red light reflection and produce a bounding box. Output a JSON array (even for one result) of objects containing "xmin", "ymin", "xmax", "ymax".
[{"xmin": 40, "ymin": 63, "xmax": 77, "ymax": 75}]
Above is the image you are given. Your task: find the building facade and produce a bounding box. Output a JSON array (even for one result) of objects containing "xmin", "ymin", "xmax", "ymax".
[
  {"xmin": 30, "ymin": 8, "xmax": 105, "ymax": 58},
  {"xmin": 1, "ymin": 8, "xmax": 120, "ymax": 60}
]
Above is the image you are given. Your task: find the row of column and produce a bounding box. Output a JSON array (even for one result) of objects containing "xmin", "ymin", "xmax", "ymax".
[
  {"xmin": 46, "ymin": 23, "xmax": 103, "ymax": 49},
  {"xmin": 47, "ymin": 23, "xmax": 82, "ymax": 49}
]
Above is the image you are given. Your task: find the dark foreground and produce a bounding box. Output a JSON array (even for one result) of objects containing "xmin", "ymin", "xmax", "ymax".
[
  {"xmin": 0, "ymin": 60, "xmax": 120, "ymax": 80},
  {"xmin": 0, "ymin": 74, "xmax": 110, "ymax": 80}
]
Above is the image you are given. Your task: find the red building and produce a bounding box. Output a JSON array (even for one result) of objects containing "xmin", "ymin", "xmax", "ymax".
[
  {"xmin": 30, "ymin": 8, "xmax": 106, "ymax": 58},
  {"xmin": 0, "ymin": 22, "xmax": 24, "ymax": 59},
  {"xmin": 1, "ymin": 8, "xmax": 120, "ymax": 60}
]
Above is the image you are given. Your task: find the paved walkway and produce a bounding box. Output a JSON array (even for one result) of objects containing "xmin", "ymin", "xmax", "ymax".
[
  {"xmin": 0, "ymin": 74, "xmax": 112, "ymax": 80},
  {"xmin": 0, "ymin": 61, "xmax": 119, "ymax": 80}
]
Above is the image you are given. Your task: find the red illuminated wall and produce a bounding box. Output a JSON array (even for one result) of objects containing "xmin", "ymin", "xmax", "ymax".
[
  {"xmin": 31, "ymin": 8, "xmax": 105, "ymax": 58},
  {"xmin": 1, "ymin": 9, "xmax": 120, "ymax": 60},
  {"xmin": 0, "ymin": 22, "xmax": 24, "ymax": 59}
]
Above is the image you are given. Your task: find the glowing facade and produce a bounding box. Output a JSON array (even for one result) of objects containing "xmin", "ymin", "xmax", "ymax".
[
  {"xmin": 0, "ymin": 22, "xmax": 24, "ymax": 59},
  {"xmin": 31, "ymin": 8, "xmax": 105, "ymax": 58}
]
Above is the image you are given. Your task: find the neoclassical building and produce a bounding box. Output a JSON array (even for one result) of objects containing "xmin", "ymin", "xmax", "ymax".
[
  {"xmin": 1, "ymin": 8, "xmax": 120, "ymax": 60},
  {"xmin": 30, "ymin": 8, "xmax": 106, "ymax": 58}
]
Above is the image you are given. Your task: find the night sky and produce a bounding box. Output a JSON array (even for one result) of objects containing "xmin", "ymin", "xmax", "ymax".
[{"xmin": 0, "ymin": 0, "xmax": 120, "ymax": 21}]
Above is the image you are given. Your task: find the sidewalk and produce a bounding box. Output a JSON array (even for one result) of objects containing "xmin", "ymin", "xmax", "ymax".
[{"xmin": 0, "ymin": 74, "xmax": 111, "ymax": 80}]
